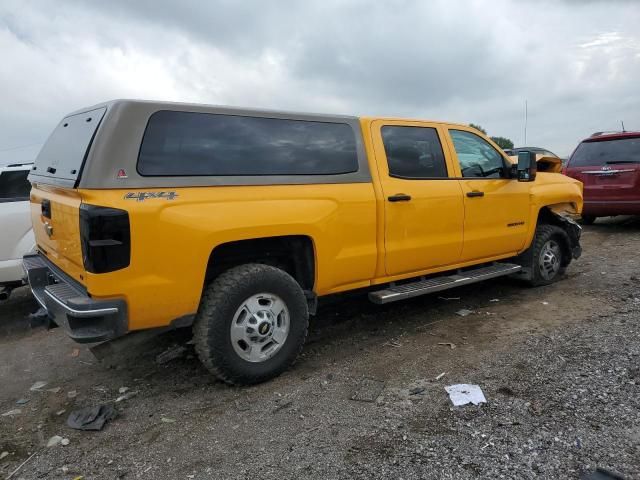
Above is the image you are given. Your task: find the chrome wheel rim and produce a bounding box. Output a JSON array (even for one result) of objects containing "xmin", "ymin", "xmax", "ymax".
[
  {"xmin": 539, "ymin": 239, "xmax": 561, "ymax": 280},
  {"xmin": 230, "ymin": 293, "xmax": 290, "ymax": 363}
]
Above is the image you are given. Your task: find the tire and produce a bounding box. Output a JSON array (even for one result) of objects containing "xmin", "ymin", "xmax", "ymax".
[
  {"xmin": 580, "ymin": 215, "xmax": 596, "ymax": 225},
  {"xmin": 521, "ymin": 224, "xmax": 569, "ymax": 287},
  {"xmin": 193, "ymin": 263, "xmax": 309, "ymax": 385}
]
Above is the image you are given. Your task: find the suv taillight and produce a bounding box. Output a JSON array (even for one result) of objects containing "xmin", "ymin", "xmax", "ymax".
[{"xmin": 79, "ymin": 204, "xmax": 131, "ymax": 273}]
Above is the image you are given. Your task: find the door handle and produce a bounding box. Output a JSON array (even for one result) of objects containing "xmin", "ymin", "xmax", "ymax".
[
  {"xmin": 41, "ymin": 199, "xmax": 51, "ymax": 218},
  {"xmin": 388, "ymin": 193, "xmax": 412, "ymax": 202},
  {"xmin": 466, "ymin": 191, "xmax": 485, "ymax": 198}
]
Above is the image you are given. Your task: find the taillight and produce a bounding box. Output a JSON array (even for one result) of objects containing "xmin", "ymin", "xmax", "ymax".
[{"xmin": 79, "ymin": 204, "xmax": 131, "ymax": 273}]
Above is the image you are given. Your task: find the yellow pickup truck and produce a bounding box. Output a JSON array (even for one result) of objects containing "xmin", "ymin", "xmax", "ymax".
[{"xmin": 24, "ymin": 100, "xmax": 583, "ymax": 384}]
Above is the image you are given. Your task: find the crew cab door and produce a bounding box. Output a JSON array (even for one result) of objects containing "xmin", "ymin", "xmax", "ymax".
[
  {"xmin": 371, "ymin": 120, "xmax": 464, "ymax": 276},
  {"xmin": 445, "ymin": 127, "xmax": 530, "ymax": 262}
]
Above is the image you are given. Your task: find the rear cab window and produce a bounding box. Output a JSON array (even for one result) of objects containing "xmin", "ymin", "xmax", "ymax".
[
  {"xmin": 0, "ymin": 168, "xmax": 31, "ymax": 202},
  {"xmin": 137, "ymin": 111, "xmax": 359, "ymax": 176},
  {"xmin": 381, "ymin": 126, "xmax": 449, "ymax": 179},
  {"xmin": 569, "ymin": 136, "xmax": 640, "ymax": 167}
]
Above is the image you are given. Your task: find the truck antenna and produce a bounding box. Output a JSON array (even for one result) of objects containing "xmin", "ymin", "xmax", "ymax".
[
  {"xmin": 524, "ymin": 100, "xmax": 528, "ymax": 145},
  {"xmin": 621, "ymin": 120, "xmax": 626, "ymax": 132}
]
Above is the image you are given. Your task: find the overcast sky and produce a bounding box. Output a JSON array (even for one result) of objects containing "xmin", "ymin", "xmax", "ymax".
[{"xmin": 1, "ymin": 0, "xmax": 639, "ymax": 164}]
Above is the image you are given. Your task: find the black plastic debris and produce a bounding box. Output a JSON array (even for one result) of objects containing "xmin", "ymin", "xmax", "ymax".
[{"xmin": 67, "ymin": 404, "xmax": 117, "ymax": 431}]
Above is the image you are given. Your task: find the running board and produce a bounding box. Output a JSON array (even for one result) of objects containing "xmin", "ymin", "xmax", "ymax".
[{"xmin": 368, "ymin": 263, "xmax": 522, "ymax": 304}]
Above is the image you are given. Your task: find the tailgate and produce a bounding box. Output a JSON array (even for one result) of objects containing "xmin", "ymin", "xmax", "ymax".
[
  {"xmin": 568, "ymin": 165, "xmax": 640, "ymax": 201},
  {"xmin": 26, "ymin": 107, "xmax": 108, "ymax": 285},
  {"xmin": 30, "ymin": 184, "xmax": 86, "ymax": 284}
]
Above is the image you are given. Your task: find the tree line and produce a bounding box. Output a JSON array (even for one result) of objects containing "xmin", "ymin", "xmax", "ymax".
[{"xmin": 469, "ymin": 123, "xmax": 514, "ymax": 150}]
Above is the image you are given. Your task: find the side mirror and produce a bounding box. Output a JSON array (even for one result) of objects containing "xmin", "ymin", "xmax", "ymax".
[{"xmin": 517, "ymin": 151, "xmax": 537, "ymax": 182}]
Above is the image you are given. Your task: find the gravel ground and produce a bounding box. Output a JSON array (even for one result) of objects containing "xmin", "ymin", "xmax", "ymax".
[{"xmin": 0, "ymin": 217, "xmax": 639, "ymax": 479}]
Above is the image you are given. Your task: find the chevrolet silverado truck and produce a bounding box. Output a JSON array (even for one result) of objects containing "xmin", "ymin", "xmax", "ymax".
[{"xmin": 24, "ymin": 100, "xmax": 583, "ymax": 385}]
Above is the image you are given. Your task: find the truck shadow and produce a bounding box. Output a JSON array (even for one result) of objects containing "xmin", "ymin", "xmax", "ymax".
[
  {"xmin": 0, "ymin": 286, "xmax": 39, "ymax": 340},
  {"xmin": 96, "ymin": 275, "xmax": 526, "ymax": 389}
]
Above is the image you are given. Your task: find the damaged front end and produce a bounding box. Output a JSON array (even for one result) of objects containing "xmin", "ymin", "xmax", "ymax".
[
  {"xmin": 513, "ymin": 206, "xmax": 582, "ymax": 282},
  {"xmin": 548, "ymin": 207, "xmax": 582, "ymax": 260}
]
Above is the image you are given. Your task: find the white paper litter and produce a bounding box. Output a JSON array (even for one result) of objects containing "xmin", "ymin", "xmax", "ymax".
[
  {"xmin": 30, "ymin": 381, "xmax": 47, "ymax": 391},
  {"xmin": 445, "ymin": 384, "xmax": 487, "ymax": 406}
]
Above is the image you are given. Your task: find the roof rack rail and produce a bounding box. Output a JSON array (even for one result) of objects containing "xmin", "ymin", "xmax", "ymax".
[{"xmin": 589, "ymin": 131, "xmax": 622, "ymax": 138}]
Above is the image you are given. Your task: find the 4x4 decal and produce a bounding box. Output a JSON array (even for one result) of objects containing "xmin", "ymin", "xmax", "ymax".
[{"xmin": 124, "ymin": 191, "xmax": 178, "ymax": 202}]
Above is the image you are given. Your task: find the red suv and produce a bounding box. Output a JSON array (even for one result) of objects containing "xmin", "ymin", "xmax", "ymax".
[{"xmin": 564, "ymin": 131, "xmax": 640, "ymax": 224}]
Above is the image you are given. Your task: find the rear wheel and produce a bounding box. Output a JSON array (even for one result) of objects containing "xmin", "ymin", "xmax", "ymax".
[
  {"xmin": 580, "ymin": 215, "xmax": 596, "ymax": 225},
  {"xmin": 193, "ymin": 264, "xmax": 309, "ymax": 385},
  {"xmin": 521, "ymin": 224, "xmax": 569, "ymax": 286}
]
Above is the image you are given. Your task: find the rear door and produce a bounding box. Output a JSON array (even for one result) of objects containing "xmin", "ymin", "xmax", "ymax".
[
  {"xmin": 565, "ymin": 136, "xmax": 640, "ymax": 205},
  {"xmin": 371, "ymin": 120, "xmax": 464, "ymax": 276}
]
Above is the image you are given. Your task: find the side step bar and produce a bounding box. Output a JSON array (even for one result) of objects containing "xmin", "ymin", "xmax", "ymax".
[{"xmin": 369, "ymin": 263, "xmax": 522, "ymax": 304}]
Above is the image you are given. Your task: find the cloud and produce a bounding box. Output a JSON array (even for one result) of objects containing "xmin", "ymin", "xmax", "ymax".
[{"xmin": 0, "ymin": 0, "xmax": 639, "ymax": 164}]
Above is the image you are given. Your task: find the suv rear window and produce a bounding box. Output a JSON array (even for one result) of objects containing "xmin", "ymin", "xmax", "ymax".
[
  {"xmin": 137, "ymin": 111, "xmax": 359, "ymax": 176},
  {"xmin": 569, "ymin": 137, "xmax": 640, "ymax": 167},
  {"xmin": 0, "ymin": 169, "xmax": 31, "ymax": 202}
]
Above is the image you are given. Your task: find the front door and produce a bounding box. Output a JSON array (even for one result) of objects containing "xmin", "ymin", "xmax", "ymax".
[
  {"xmin": 371, "ymin": 120, "xmax": 464, "ymax": 276},
  {"xmin": 445, "ymin": 128, "xmax": 531, "ymax": 262}
]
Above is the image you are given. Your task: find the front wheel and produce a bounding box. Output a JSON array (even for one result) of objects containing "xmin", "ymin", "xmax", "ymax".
[
  {"xmin": 520, "ymin": 224, "xmax": 569, "ymax": 287},
  {"xmin": 193, "ymin": 264, "xmax": 309, "ymax": 385}
]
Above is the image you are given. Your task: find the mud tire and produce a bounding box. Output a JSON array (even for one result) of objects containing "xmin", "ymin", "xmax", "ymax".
[
  {"xmin": 520, "ymin": 224, "xmax": 570, "ymax": 287},
  {"xmin": 193, "ymin": 264, "xmax": 308, "ymax": 386}
]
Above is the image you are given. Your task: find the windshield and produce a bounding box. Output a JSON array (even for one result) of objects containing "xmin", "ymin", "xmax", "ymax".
[{"xmin": 569, "ymin": 137, "xmax": 640, "ymax": 167}]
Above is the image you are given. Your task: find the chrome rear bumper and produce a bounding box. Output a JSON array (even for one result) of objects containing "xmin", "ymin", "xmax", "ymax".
[{"xmin": 23, "ymin": 253, "xmax": 127, "ymax": 343}]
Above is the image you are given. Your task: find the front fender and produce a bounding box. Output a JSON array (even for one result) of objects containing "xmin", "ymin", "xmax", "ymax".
[{"xmin": 523, "ymin": 173, "xmax": 583, "ymax": 251}]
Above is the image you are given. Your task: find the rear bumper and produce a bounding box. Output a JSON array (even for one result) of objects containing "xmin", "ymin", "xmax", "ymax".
[
  {"xmin": 23, "ymin": 253, "xmax": 128, "ymax": 343},
  {"xmin": 583, "ymin": 200, "xmax": 640, "ymax": 216}
]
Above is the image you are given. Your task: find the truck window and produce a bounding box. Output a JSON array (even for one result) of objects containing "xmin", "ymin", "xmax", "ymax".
[
  {"xmin": 31, "ymin": 107, "xmax": 107, "ymax": 185},
  {"xmin": 138, "ymin": 111, "xmax": 359, "ymax": 176},
  {"xmin": 0, "ymin": 170, "xmax": 31, "ymax": 202},
  {"xmin": 450, "ymin": 130, "xmax": 505, "ymax": 178},
  {"xmin": 381, "ymin": 126, "xmax": 448, "ymax": 178}
]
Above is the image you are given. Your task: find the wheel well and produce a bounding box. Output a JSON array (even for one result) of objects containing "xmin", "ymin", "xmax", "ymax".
[
  {"xmin": 536, "ymin": 207, "xmax": 572, "ymax": 266},
  {"xmin": 205, "ymin": 236, "xmax": 315, "ymax": 291},
  {"xmin": 536, "ymin": 206, "xmax": 560, "ymax": 227}
]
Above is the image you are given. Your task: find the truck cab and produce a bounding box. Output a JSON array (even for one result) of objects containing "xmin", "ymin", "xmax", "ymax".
[{"xmin": 24, "ymin": 100, "xmax": 583, "ymax": 384}]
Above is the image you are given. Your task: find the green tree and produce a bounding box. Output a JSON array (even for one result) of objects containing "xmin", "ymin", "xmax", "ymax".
[
  {"xmin": 490, "ymin": 136, "xmax": 514, "ymax": 149},
  {"xmin": 469, "ymin": 123, "xmax": 514, "ymax": 150},
  {"xmin": 469, "ymin": 123, "xmax": 487, "ymax": 135}
]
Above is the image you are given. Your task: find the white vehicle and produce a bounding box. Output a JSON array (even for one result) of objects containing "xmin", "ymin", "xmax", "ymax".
[{"xmin": 0, "ymin": 162, "xmax": 35, "ymax": 300}]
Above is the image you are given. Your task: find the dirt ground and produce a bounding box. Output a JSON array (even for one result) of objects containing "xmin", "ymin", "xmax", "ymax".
[{"xmin": 1, "ymin": 218, "xmax": 639, "ymax": 479}]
